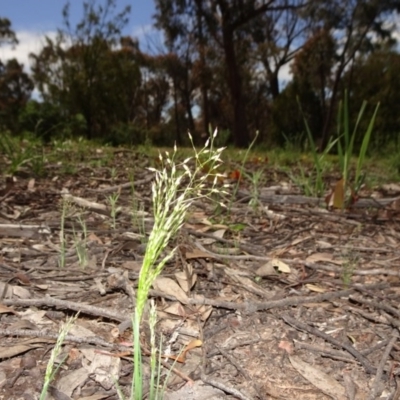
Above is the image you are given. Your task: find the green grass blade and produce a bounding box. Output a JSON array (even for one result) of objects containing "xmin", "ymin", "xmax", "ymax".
[{"xmin": 355, "ymin": 102, "xmax": 380, "ymax": 188}]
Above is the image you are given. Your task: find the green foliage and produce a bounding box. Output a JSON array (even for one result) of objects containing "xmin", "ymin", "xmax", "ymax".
[
  {"xmin": 295, "ymin": 99, "xmax": 338, "ymax": 197},
  {"xmin": 19, "ymin": 100, "xmax": 87, "ymax": 141},
  {"xmin": 30, "ymin": 0, "xmax": 139, "ymax": 141},
  {"xmin": 40, "ymin": 314, "xmax": 79, "ymax": 400},
  {"xmin": 343, "ymin": 48, "xmax": 400, "ymax": 147},
  {"xmin": 336, "ymin": 91, "xmax": 380, "ymax": 194},
  {"xmin": 270, "ymin": 79, "xmax": 323, "ymax": 147},
  {"xmin": 0, "ymin": 59, "xmax": 34, "ymax": 132},
  {"xmin": 0, "ymin": 131, "xmax": 44, "ymax": 176}
]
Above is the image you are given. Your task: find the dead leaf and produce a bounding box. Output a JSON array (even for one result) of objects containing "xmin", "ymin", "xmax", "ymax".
[
  {"xmin": 306, "ymin": 253, "xmax": 333, "ymax": 263},
  {"xmin": 175, "ymin": 270, "xmax": 197, "ymax": 292},
  {"xmin": 0, "ymin": 338, "xmax": 49, "ymax": 358},
  {"xmin": 305, "ymin": 284, "xmax": 327, "ymax": 293},
  {"xmin": 212, "ymin": 228, "xmax": 226, "ymax": 239},
  {"xmin": 168, "ymin": 339, "xmax": 203, "ymax": 363},
  {"xmin": 289, "ymin": 354, "xmax": 346, "ymax": 399},
  {"xmin": 153, "ymin": 277, "xmax": 189, "ymax": 304},
  {"xmin": 27, "ymin": 178, "xmax": 35, "ymax": 191},
  {"xmin": 186, "ymin": 249, "xmax": 214, "ymax": 259},
  {"xmin": 0, "ymin": 304, "xmax": 18, "ymax": 315},
  {"xmin": 256, "ymin": 258, "xmax": 291, "ymax": 276},
  {"xmin": 121, "ymin": 260, "xmax": 142, "ymax": 272}
]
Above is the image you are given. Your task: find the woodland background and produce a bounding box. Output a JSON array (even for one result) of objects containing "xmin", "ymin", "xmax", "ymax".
[{"xmin": 0, "ymin": 0, "xmax": 400, "ymax": 151}]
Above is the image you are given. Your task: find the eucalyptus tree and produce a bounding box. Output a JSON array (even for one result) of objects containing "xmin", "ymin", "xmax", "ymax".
[
  {"xmin": 0, "ymin": 17, "xmax": 18, "ymax": 47},
  {"xmin": 0, "ymin": 18, "xmax": 33, "ymax": 133},
  {"xmin": 0, "ymin": 59, "xmax": 34, "ymax": 132},
  {"xmin": 155, "ymin": 0, "xmax": 309, "ymax": 147},
  {"xmin": 30, "ymin": 0, "xmax": 140, "ymax": 140},
  {"xmin": 303, "ymin": 0, "xmax": 400, "ymax": 148}
]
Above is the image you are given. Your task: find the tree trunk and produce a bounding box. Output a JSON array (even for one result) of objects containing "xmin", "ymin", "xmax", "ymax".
[
  {"xmin": 172, "ymin": 77, "xmax": 181, "ymax": 145},
  {"xmin": 268, "ymin": 71, "xmax": 280, "ymax": 100},
  {"xmin": 320, "ymin": 64, "xmax": 343, "ymax": 149},
  {"xmin": 221, "ymin": 25, "xmax": 249, "ymax": 147}
]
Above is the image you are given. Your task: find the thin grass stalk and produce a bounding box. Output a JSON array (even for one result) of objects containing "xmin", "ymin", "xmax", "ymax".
[
  {"xmin": 355, "ymin": 103, "xmax": 380, "ymax": 190},
  {"xmin": 228, "ymin": 130, "xmax": 259, "ymax": 214},
  {"xmin": 133, "ymin": 311, "xmax": 143, "ymax": 399},
  {"xmin": 149, "ymin": 299, "xmax": 158, "ymax": 399},
  {"xmin": 40, "ymin": 314, "xmax": 78, "ymax": 400}
]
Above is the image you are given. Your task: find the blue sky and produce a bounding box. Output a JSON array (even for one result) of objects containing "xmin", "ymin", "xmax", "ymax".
[
  {"xmin": 1, "ymin": 1, "xmax": 155, "ymax": 34},
  {"xmin": 0, "ymin": 1, "xmax": 158, "ymax": 68}
]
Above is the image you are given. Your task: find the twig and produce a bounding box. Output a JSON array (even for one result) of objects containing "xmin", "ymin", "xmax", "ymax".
[
  {"xmin": 305, "ymin": 262, "xmax": 400, "ymax": 277},
  {"xmin": 2, "ymin": 296, "xmax": 127, "ymax": 322},
  {"xmin": 282, "ymin": 315, "xmax": 378, "ymax": 375},
  {"xmin": 367, "ymin": 332, "xmax": 398, "ymax": 400},
  {"xmin": 349, "ymin": 295, "xmax": 400, "ymax": 318},
  {"xmin": 216, "ymin": 345, "xmax": 251, "ymax": 380},
  {"xmin": 189, "ymin": 283, "xmax": 388, "ymax": 312},
  {"xmin": 201, "ymin": 373, "xmax": 253, "ymax": 400}
]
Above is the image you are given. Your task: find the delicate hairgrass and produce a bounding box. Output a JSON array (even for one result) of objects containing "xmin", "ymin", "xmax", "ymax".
[
  {"xmin": 59, "ymin": 196, "xmax": 71, "ymax": 268},
  {"xmin": 148, "ymin": 299, "xmax": 162, "ymax": 399},
  {"xmin": 242, "ymin": 168, "xmax": 264, "ymax": 211},
  {"xmin": 73, "ymin": 215, "xmax": 88, "ymax": 268},
  {"xmin": 40, "ymin": 313, "xmax": 79, "ymax": 400},
  {"xmin": 107, "ymin": 192, "xmax": 120, "ymax": 229},
  {"xmin": 132, "ymin": 130, "xmax": 225, "ymax": 399}
]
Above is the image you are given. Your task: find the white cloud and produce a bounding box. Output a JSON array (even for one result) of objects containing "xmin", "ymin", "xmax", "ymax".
[
  {"xmin": 278, "ymin": 62, "xmax": 293, "ymax": 84},
  {"xmin": 132, "ymin": 23, "xmax": 155, "ymax": 39},
  {"xmin": 0, "ymin": 29, "xmax": 57, "ymax": 71}
]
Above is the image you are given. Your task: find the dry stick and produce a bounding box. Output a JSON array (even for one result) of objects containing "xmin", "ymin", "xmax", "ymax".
[
  {"xmin": 187, "ymin": 228, "xmax": 265, "ymax": 256},
  {"xmin": 281, "ymin": 315, "xmax": 378, "ymax": 375},
  {"xmin": 86, "ymin": 175, "xmax": 153, "ymax": 193},
  {"xmin": 305, "ymin": 262, "xmax": 400, "ymax": 277},
  {"xmin": 189, "ymin": 283, "xmax": 388, "ymax": 313},
  {"xmin": 201, "ymin": 373, "xmax": 253, "ymax": 400},
  {"xmin": 216, "ymin": 345, "xmax": 252, "ymax": 381},
  {"xmin": 367, "ymin": 332, "xmax": 399, "ymax": 400},
  {"xmin": 2, "ymin": 296, "xmax": 127, "ymax": 322},
  {"xmin": 0, "ymin": 328, "xmax": 122, "ymax": 349},
  {"xmin": 195, "ymin": 241, "xmax": 400, "ymax": 277},
  {"xmin": 349, "ymin": 295, "xmax": 400, "ymax": 319},
  {"xmin": 293, "ymin": 341, "xmax": 355, "ymax": 364}
]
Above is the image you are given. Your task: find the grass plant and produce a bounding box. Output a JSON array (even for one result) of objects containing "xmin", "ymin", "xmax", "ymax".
[
  {"xmin": 59, "ymin": 196, "xmax": 70, "ymax": 268},
  {"xmin": 340, "ymin": 252, "xmax": 358, "ymax": 288},
  {"xmin": 298, "ymin": 99, "xmax": 339, "ymax": 197},
  {"xmin": 132, "ymin": 130, "xmax": 225, "ymax": 399},
  {"xmin": 73, "ymin": 215, "xmax": 88, "ymax": 268},
  {"xmin": 0, "ymin": 132, "xmax": 42, "ymax": 175},
  {"xmin": 107, "ymin": 192, "xmax": 120, "ymax": 229},
  {"xmin": 227, "ymin": 130, "xmax": 259, "ymax": 214},
  {"xmin": 336, "ymin": 92, "xmax": 380, "ymax": 198},
  {"xmin": 40, "ymin": 313, "xmax": 79, "ymax": 400},
  {"xmin": 242, "ymin": 168, "xmax": 264, "ymax": 211},
  {"xmin": 295, "ymin": 93, "xmax": 379, "ymax": 201}
]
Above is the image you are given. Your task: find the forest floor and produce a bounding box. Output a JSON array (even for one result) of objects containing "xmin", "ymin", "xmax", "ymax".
[{"xmin": 0, "ymin": 141, "xmax": 400, "ymax": 400}]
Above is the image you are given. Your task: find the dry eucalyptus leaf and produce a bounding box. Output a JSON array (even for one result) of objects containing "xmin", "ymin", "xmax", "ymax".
[
  {"xmin": 175, "ymin": 270, "xmax": 197, "ymax": 292},
  {"xmin": 153, "ymin": 277, "xmax": 189, "ymax": 304},
  {"xmin": 289, "ymin": 354, "xmax": 346, "ymax": 399},
  {"xmin": 256, "ymin": 258, "xmax": 291, "ymax": 276},
  {"xmin": 305, "ymin": 284, "xmax": 327, "ymax": 293}
]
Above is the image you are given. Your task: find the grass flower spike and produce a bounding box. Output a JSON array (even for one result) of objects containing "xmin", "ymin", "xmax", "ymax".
[{"xmin": 132, "ymin": 130, "xmax": 225, "ymax": 399}]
